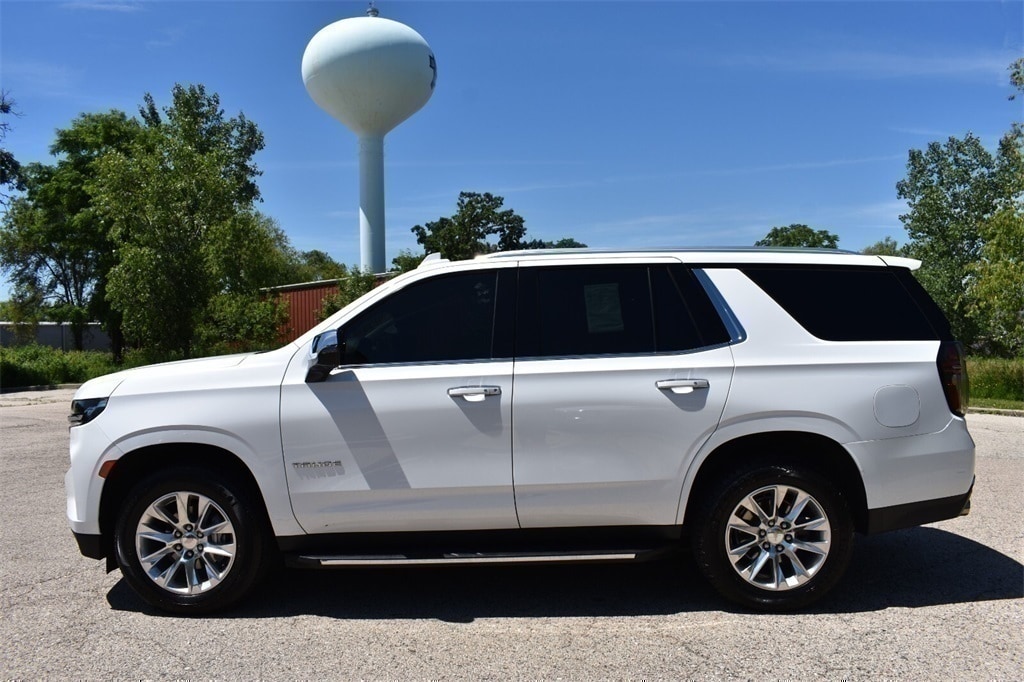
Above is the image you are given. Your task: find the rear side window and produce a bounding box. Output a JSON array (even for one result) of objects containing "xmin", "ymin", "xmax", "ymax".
[
  {"xmin": 652, "ymin": 266, "xmax": 731, "ymax": 350},
  {"xmin": 519, "ymin": 266, "xmax": 654, "ymax": 357},
  {"xmin": 517, "ymin": 264, "xmax": 731, "ymax": 357},
  {"xmin": 741, "ymin": 266, "xmax": 944, "ymax": 341}
]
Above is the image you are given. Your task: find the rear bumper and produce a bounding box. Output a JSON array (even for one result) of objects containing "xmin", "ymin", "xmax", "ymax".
[{"xmin": 865, "ymin": 477, "xmax": 973, "ymax": 535}]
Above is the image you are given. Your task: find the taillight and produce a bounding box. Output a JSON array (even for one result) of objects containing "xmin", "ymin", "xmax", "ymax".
[{"xmin": 937, "ymin": 341, "xmax": 969, "ymax": 417}]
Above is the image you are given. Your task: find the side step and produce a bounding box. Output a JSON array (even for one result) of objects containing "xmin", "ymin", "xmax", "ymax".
[{"xmin": 289, "ymin": 548, "xmax": 664, "ymax": 569}]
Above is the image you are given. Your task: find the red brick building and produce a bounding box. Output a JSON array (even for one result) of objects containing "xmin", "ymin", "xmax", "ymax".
[
  {"xmin": 265, "ymin": 273, "xmax": 395, "ymax": 343},
  {"xmin": 263, "ymin": 279, "xmax": 342, "ymax": 343}
]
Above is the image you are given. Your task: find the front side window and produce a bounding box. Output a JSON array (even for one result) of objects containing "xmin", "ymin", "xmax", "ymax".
[{"xmin": 342, "ymin": 270, "xmax": 500, "ymax": 365}]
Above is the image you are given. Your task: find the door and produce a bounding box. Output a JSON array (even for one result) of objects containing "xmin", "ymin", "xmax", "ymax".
[
  {"xmin": 280, "ymin": 266, "xmax": 519, "ymax": 533},
  {"xmin": 511, "ymin": 263, "xmax": 735, "ymax": 527}
]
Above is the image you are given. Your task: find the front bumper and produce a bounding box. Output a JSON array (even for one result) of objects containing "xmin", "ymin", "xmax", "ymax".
[{"xmin": 72, "ymin": 531, "xmax": 105, "ymax": 560}]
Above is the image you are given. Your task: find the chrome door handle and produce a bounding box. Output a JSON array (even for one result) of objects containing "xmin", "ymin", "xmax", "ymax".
[
  {"xmin": 656, "ymin": 379, "xmax": 710, "ymax": 394},
  {"xmin": 447, "ymin": 386, "xmax": 501, "ymax": 402}
]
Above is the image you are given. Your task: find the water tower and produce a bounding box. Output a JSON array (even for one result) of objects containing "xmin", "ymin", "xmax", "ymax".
[{"xmin": 302, "ymin": 5, "xmax": 436, "ymax": 273}]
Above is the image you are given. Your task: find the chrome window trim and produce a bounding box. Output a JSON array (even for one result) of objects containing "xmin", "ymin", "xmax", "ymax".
[{"xmin": 694, "ymin": 268, "xmax": 747, "ymax": 344}]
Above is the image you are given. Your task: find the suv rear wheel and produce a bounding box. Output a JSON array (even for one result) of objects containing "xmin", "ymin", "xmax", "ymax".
[
  {"xmin": 693, "ymin": 463, "xmax": 853, "ymax": 611},
  {"xmin": 114, "ymin": 467, "xmax": 270, "ymax": 614}
]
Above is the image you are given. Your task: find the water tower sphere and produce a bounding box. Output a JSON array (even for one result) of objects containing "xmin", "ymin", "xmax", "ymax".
[
  {"xmin": 302, "ymin": 16, "xmax": 436, "ymax": 136},
  {"xmin": 302, "ymin": 14, "xmax": 436, "ymax": 273}
]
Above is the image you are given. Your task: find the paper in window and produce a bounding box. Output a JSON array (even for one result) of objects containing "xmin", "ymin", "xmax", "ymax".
[{"xmin": 583, "ymin": 283, "xmax": 624, "ymax": 334}]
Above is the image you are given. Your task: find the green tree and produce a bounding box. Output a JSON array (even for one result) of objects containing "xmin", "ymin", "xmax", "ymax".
[
  {"xmin": 0, "ymin": 288, "xmax": 44, "ymax": 343},
  {"xmin": 969, "ymin": 207, "xmax": 1024, "ymax": 356},
  {"xmin": 391, "ymin": 249, "xmax": 426, "ymax": 273},
  {"xmin": 1, "ymin": 164, "xmax": 93, "ymax": 346},
  {"xmin": 0, "ymin": 111, "xmax": 142, "ymax": 354},
  {"xmin": 894, "ymin": 58, "xmax": 1024, "ymax": 351},
  {"xmin": 138, "ymin": 84, "xmax": 264, "ymax": 205},
  {"xmin": 0, "ymin": 91, "xmax": 24, "ymax": 207},
  {"xmin": 1, "ymin": 89, "xmax": 304, "ymax": 360},
  {"xmin": 54, "ymin": 111, "xmax": 140, "ymax": 356},
  {"xmin": 522, "ymin": 237, "xmax": 589, "ymax": 249},
  {"xmin": 896, "ymin": 134, "xmax": 1001, "ymax": 346},
  {"xmin": 206, "ymin": 212, "xmax": 296, "ymax": 294},
  {"xmin": 861, "ymin": 236, "xmax": 905, "ymax": 256},
  {"xmin": 1009, "ymin": 57, "xmax": 1024, "ymax": 100},
  {"xmin": 94, "ymin": 85, "xmax": 266, "ymax": 358},
  {"xmin": 755, "ymin": 224, "xmax": 840, "ymax": 248},
  {"xmin": 966, "ymin": 65, "xmax": 1024, "ymax": 356},
  {"xmin": 196, "ymin": 291, "xmax": 287, "ymax": 356},
  {"xmin": 196, "ymin": 211, "xmax": 295, "ymax": 353},
  {"xmin": 411, "ymin": 192, "xmax": 527, "ymax": 260},
  {"xmin": 287, "ymin": 249, "xmax": 348, "ymax": 282},
  {"xmin": 317, "ymin": 267, "xmax": 379, "ymax": 321}
]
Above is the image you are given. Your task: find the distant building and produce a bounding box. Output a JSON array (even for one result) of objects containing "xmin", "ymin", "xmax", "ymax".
[
  {"xmin": 264, "ymin": 273, "xmax": 396, "ymax": 343},
  {"xmin": 0, "ymin": 321, "xmax": 111, "ymax": 351},
  {"xmin": 263, "ymin": 279, "xmax": 344, "ymax": 344}
]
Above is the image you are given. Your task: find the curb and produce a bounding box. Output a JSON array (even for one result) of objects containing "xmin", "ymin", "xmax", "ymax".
[
  {"xmin": 0, "ymin": 383, "xmax": 82, "ymax": 395},
  {"xmin": 968, "ymin": 407, "xmax": 1024, "ymax": 418}
]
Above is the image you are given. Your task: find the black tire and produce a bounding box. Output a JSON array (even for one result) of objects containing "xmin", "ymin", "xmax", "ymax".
[
  {"xmin": 114, "ymin": 467, "xmax": 270, "ymax": 614},
  {"xmin": 692, "ymin": 463, "xmax": 854, "ymax": 612}
]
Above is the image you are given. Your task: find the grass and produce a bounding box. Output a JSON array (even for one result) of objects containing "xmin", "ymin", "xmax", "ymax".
[
  {"xmin": 966, "ymin": 356, "xmax": 1023, "ymax": 403},
  {"xmin": 0, "ymin": 345, "xmax": 119, "ymax": 389},
  {"xmin": 970, "ymin": 397, "xmax": 1024, "ymax": 411}
]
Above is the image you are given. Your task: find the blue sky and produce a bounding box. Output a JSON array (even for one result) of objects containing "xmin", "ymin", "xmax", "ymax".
[{"xmin": 1, "ymin": 0, "xmax": 1021, "ymax": 297}]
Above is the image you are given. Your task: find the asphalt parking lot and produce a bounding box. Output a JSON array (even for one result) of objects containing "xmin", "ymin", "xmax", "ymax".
[{"xmin": 1, "ymin": 388, "xmax": 1021, "ymax": 680}]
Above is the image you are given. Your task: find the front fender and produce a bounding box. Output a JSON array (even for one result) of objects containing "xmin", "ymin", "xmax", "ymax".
[{"xmin": 102, "ymin": 426, "xmax": 304, "ymax": 537}]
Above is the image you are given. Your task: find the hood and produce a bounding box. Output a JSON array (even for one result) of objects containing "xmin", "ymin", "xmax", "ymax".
[{"xmin": 74, "ymin": 353, "xmax": 254, "ymax": 401}]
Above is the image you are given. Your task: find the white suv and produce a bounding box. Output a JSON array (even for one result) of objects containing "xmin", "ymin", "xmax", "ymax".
[{"xmin": 66, "ymin": 248, "xmax": 975, "ymax": 613}]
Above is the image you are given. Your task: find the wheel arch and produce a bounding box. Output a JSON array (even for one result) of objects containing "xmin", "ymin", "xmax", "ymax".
[
  {"xmin": 97, "ymin": 442, "xmax": 273, "ymax": 570},
  {"xmin": 680, "ymin": 431, "xmax": 869, "ymax": 534}
]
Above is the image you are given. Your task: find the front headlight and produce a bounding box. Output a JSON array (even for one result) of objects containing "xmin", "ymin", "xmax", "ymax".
[{"xmin": 68, "ymin": 398, "xmax": 108, "ymax": 426}]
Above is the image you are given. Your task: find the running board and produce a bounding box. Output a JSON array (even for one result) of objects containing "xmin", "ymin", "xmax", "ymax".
[{"xmin": 289, "ymin": 548, "xmax": 659, "ymax": 568}]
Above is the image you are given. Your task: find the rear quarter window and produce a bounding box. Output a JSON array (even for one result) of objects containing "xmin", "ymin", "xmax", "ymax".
[{"xmin": 740, "ymin": 266, "xmax": 946, "ymax": 341}]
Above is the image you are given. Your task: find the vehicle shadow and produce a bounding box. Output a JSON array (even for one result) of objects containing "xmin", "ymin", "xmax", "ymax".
[{"xmin": 106, "ymin": 527, "xmax": 1022, "ymax": 620}]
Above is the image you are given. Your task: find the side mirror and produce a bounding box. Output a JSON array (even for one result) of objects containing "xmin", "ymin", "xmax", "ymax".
[{"xmin": 305, "ymin": 329, "xmax": 342, "ymax": 383}]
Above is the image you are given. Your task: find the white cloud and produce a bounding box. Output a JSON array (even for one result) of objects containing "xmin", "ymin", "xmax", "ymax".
[
  {"xmin": 61, "ymin": 1, "xmax": 141, "ymax": 12},
  {"xmin": 723, "ymin": 50, "xmax": 1012, "ymax": 81},
  {"xmin": 1, "ymin": 61, "xmax": 78, "ymax": 98},
  {"xmin": 261, "ymin": 160, "xmax": 357, "ymax": 172},
  {"xmin": 692, "ymin": 155, "xmax": 906, "ymax": 177},
  {"xmin": 146, "ymin": 27, "xmax": 186, "ymax": 50},
  {"xmin": 325, "ymin": 210, "xmax": 358, "ymax": 220},
  {"xmin": 889, "ymin": 126, "xmax": 956, "ymax": 138},
  {"xmin": 494, "ymin": 179, "xmax": 603, "ymax": 194}
]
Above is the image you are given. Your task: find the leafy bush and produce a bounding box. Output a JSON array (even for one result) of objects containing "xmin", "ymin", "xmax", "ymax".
[
  {"xmin": 196, "ymin": 293, "xmax": 287, "ymax": 356},
  {"xmin": 0, "ymin": 345, "xmax": 119, "ymax": 389},
  {"xmin": 967, "ymin": 357, "xmax": 1024, "ymax": 402}
]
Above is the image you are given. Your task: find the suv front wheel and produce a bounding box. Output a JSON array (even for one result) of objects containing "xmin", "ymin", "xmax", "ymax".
[
  {"xmin": 114, "ymin": 467, "xmax": 270, "ymax": 614},
  {"xmin": 693, "ymin": 463, "xmax": 854, "ymax": 611}
]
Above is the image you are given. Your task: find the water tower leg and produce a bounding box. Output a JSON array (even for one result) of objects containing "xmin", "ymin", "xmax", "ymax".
[{"xmin": 358, "ymin": 134, "xmax": 386, "ymax": 274}]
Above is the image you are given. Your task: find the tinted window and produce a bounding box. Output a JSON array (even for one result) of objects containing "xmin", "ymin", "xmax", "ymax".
[
  {"xmin": 343, "ymin": 270, "xmax": 500, "ymax": 364},
  {"xmin": 517, "ymin": 264, "xmax": 731, "ymax": 358},
  {"xmin": 518, "ymin": 266, "xmax": 654, "ymax": 357},
  {"xmin": 653, "ymin": 265, "xmax": 732, "ymax": 350},
  {"xmin": 741, "ymin": 266, "xmax": 942, "ymax": 341}
]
